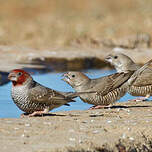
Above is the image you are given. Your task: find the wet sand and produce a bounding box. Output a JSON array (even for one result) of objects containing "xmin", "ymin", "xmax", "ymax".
[{"xmin": 1, "ymin": 101, "xmax": 152, "ymax": 152}]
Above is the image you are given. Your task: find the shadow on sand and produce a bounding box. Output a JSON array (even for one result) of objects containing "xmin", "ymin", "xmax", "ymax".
[{"xmin": 106, "ymin": 105, "xmax": 152, "ymax": 109}]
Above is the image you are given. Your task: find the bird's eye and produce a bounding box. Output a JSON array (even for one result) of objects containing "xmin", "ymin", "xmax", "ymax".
[
  {"xmin": 114, "ymin": 56, "xmax": 118, "ymax": 59},
  {"xmin": 72, "ymin": 75, "xmax": 75, "ymax": 78},
  {"xmin": 18, "ymin": 72, "xmax": 22, "ymax": 76}
]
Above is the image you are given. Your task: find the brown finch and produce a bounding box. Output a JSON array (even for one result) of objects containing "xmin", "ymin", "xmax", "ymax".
[
  {"xmin": 63, "ymin": 59, "xmax": 152, "ymax": 109},
  {"xmin": 105, "ymin": 53, "xmax": 152, "ymax": 101}
]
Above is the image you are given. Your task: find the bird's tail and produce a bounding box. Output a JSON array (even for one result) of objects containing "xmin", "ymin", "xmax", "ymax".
[{"xmin": 128, "ymin": 59, "xmax": 152, "ymax": 86}]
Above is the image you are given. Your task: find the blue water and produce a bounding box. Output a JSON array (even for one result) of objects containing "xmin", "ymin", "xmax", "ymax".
[{"xmin": 0, "ymin": 69, "xmax": 144, "ymax": 118}]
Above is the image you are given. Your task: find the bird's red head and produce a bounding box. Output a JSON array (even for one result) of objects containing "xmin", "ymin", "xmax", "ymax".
[{"xmin": 8, "ymin": 69, "xmax": 32, "ymax": 86}]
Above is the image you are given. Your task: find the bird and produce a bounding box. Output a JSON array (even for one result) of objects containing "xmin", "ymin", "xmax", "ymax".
[
  {"xmin": 105, "ymin": 52, "xmax": 152, "ymax": 101},
  {"xmin": 62, "ymin": 59, "xmax": 152, "ymax": 109},
  {"xmin": 8, "ymin": 69, "xmax": 90, "ymax": 117}
]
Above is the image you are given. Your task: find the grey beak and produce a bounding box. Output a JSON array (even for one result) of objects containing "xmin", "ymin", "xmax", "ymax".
[
  {"xmin": 105, "ymin": 56, "xmax": 111, "ymax": 61},
  {"xmin": 8, "ymin": 73, "xmax": 17, "ymax": 81},
  {"xmin": 61, "ymin": 73, "xmax": 68, "ymax": 82}
]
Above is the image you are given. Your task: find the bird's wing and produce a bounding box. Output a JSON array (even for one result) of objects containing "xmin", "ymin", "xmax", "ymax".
[
  {"xmin": 90, "ymin": 72, "xmax": 133, "ymax": 96},
  {"xmin": 29, "ymin": 83, "xmax": 71, "ymax": 105},
  {"xmin": 109, "ymin": 72, "xmax": 134, "ymax": 89},
  {"xmin": 132, "ymin": 68, "xmax": 152, "ymax": 86}
]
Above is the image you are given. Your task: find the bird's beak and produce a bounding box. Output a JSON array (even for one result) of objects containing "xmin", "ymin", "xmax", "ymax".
[
  {"xmin": 105, "ymin": 55, "xmax": 112, "ymax": 63},
  {"xmin": 8, "ymin": 73, "xmax": 17, "ymax": 81},
  {"xmin": 61, "ymin": 73, "xmax": 69, "ymax": 82}
]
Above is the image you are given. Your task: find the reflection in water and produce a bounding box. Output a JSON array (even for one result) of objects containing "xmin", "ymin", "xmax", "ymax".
[{"xmin": 0, "ymin": 69, "xmax": 144, "ymax": 118}]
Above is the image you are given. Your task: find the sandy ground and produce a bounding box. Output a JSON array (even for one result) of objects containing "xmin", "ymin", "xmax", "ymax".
[{"xmin": 1, "ymin": 101, "xmax": 152, "ymax": 152}]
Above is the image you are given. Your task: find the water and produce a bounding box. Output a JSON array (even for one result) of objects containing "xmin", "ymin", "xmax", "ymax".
[{"xmin": 0, "ymin": 69, "xmax": 143, "ymax": 118}]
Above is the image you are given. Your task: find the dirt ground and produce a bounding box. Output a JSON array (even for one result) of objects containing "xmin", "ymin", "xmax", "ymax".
[{"xmin": 1, "ymin": 101, "xmax": 152, "ymax": 152}]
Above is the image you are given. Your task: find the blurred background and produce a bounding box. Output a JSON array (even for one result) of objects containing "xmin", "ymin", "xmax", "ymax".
[
  {"xmin": 0, "ymin": 0, "xmax": 151, "ymax": 70},
  {"xmin": 0, "ymin": 0, "xmax": 151, "ymax": 49},
  {"xmin": 0, "ymin": 0, "xmax": 151, "ymax": 72}
]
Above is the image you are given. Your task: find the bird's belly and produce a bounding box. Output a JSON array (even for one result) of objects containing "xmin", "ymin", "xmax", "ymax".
[
  {"xmin": 80, "ymin": 87, "xmax": 126, "ymax": 106},
  {"xmin": 11, "ymin": 91, "xmax": 46, "ymax": 113},
  {"xmin": 129, "ymin": 85, "xmax": 152, "ymax": 96}
]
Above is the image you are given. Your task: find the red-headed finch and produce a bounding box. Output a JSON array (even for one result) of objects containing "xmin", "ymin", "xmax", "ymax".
[{"xmin": 8, "ymin": 69, "xmax": 88, "ymax": 116}]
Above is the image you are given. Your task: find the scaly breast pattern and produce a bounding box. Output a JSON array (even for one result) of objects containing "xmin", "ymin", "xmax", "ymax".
[{"xmin": 11, "ymin": 85, "xmax": 47, "ymax": 113}]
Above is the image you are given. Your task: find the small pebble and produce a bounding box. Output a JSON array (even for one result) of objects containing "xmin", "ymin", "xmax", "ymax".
[
  {"xmin": 92, "ymin": 130, "xmax": 99, "ymax": 134},
  {"xmin": 80, "ymin": 127, "xmax": 86, "ymax": 130},
  {"xmin": 122, "ymin": 133, "xmax": 126, "ymax": 139},
  {"xmin": 90, "ymin": 120, "xmax": 94, "ymax": 122},
  {"xmin": 129, "ymin": 137, "xmax": 134, "ymax": 141},
  {"xmin": 128, "ymin": 128, "xmax": 131, "ymax": 131},
  {"xmin": 69, "ymin": 138, "xmax": 75, "ymax": 141},
  {"xmin": 82, "ymin": 120, "xmax": 87, "ymax": 123},
  {"xmin": 25, "ymin": 124, "xmax": 30, "ymax": 127},
  {"xmin": 117, "ymin": 109, "xmax": 120, "ymax": 112},
  {"xmin": 14, "ymin": 128, "xmax": 19, "ymax": 130},
  {"xmin": 107, "ymin": 120, "xmax": 112, "ymax": 123}
]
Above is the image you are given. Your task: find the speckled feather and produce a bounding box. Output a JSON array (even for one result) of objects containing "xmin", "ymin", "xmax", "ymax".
[
  {"xmin": 106, "ymin": 53, "xmax": 152, "ymax": 97},
  {"xmin": 11, "ymin": 80, "xmax": 75, "ymax": 113},
  {"xmin": 63, "ymin": 60, "xmax": 152, "ymax": 106},
  {"xmin": 63, "ymin": 72, "xmax": 134, "ymax": 106},
  {"xmin": 9, "ymin": 69, "xmax": 81, "ymax": 114}
]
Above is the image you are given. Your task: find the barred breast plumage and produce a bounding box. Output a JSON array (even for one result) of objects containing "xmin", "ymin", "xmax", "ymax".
[
  {"xmin": 129, "ymin": 85, "xmax": 152, "ymax": 97},
  {"xmin": 63, "ymin": 60, "xmax": 152, "ymax": 108},
  {"xmin": 63, "ymin": 71, "xmax": 134, "ymax": 109},
  {"xmin": 79, "ymin": 87, "xmax": 126, "ymax": 106},
  {"xmin": 11, "ymin": 84, "xmax": 51, "ymax": 114}
]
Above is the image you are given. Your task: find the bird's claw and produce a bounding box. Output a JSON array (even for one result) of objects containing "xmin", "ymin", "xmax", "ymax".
[
  {"xmin": 20, "ymin": 113, "xmax": 29, "ymax": 118},
  {"xmin": 128, "ymin": 97, "xmax": 149, "ymax": 102},
  {"xmin": 89, "ymin": 105, "xmax": 106, "ymax": 110},
  {"xmin": 28, "ymin": 111, "xmax": 46, "ymax": 117}
]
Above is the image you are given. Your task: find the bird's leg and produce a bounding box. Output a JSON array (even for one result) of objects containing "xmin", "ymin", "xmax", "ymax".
[
  {"xmin": 28, "ymin": 111, "xmax": 46, "ymax": 117},
  {"xmin": 28, "ymin": 108, "xmax": 49, "ymax": 117},
  {"xmin": 129, "ymin": 94, "xmax": 150, "ymax": 102},
  {"xmin": 20, "ymin": 113, "xmax": 29, "ymax": 118},
  {"xmin": 89, "ymin": 105, "xmax": 111, "ymax": 110}
]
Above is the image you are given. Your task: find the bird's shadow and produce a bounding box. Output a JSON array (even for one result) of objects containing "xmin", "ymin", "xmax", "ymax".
[
  {"xmin": 104, "ymin": 105, "xmax": 152, "ymax": 109},
  {"xmin": 89, "ymin": 105, "xmax": 152, "ymax": 117},
  {"xmin": 21, "ymin": 113, "xmax": 67, "ymax": 117},
  {"xmin": 21, "ymin": 104, "xmax": 152, "ymax": 117}
]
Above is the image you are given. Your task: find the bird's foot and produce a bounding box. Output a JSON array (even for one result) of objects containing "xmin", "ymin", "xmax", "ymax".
[
  {"xmin": 29, "ymin": 111, "xmax": 47, "ymax": 117},
  {"xmin": 129, "ymin": 97, "xmax": 149, "ymax": 102},
  {"xmin": 89, "ymin": 105, "xmax": 107, "ymax": 110},
  {"xmin": 20, "ymin": 113, "xmax": 29, "ymax": 118}
]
